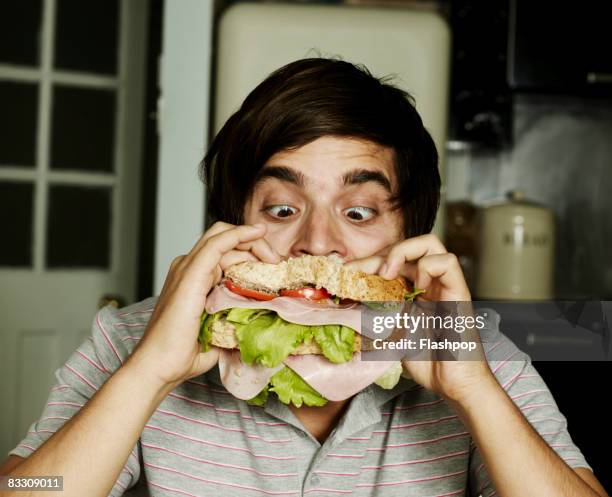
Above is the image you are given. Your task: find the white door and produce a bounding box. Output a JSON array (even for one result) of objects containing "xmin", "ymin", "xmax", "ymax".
[{"xmin": 0, "ymin": 0, "xmax": 148, "ymax": 458}]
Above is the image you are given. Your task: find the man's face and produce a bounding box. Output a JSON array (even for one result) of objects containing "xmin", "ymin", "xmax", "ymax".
[{"xmin": 243, "ymin": 136, "xmax": 404, "ymax": 262}]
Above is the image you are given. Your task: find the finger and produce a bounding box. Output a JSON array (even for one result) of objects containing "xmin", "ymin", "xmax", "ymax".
[
  {"xmin": 381, "ymin": 234, "xmax": 447, "ymax": 280},
  {"xmin": 235, "ymin": 236, "xmax": 281, "ymax": 264},
  {"xmin": 185, "ymin": 224, "xmax": 268, "ymax": 280},
  {"xmin": 189, "ymin": 346, "xmax": 220, "ymax": 378},
  {"xmin": 345, "ymin": 256, "xmax": 419, "ymax": 289},
  {"xmin": 413, "ymin": 254, "xmax": 470, "ymax": 299},
  {"xmin": 396, "ymin": 261, "xmax": 418, "ymax": 283},
  {"xmin": 188, "ymin": 221, "xmax": 236, "ymax": 258},
  {"xmin": 343, "ymin": 255, "xmax": 385, "ymax": 274},
  {"xmin": 219, "ymin": 249, "xmax": 260, "ymax": 270}
]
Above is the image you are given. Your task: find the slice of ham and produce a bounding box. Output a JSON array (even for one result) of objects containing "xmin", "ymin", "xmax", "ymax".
[
  {"xmin": 205, "ymin": 284, "xmax": 363, "ymax": 333},
  {"xmin": 217, "ymin": 349, "xmax": 284, "ymax": 400},
  {"xmin": 283, "ymin": 352, "xmax": 397, "ymax": 401}
]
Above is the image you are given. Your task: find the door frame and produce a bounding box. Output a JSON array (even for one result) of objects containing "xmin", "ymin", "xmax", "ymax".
[{"xmin": 153, "ymin": 0, "xmax": 214, "ymax": 295}]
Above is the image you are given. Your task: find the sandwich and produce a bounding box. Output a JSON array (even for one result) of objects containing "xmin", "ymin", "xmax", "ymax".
[{"xmin": 198, "ymin": 254, "xmax": 423, "ymax": 407}]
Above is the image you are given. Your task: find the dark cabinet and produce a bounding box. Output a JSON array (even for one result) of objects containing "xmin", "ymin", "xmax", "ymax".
[{"xmin": 509, "ymin": 1, "xmax": 612, "ymax": 94}]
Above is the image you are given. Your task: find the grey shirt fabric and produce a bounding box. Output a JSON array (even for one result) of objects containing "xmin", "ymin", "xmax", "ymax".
[{"xmin": 9, "ymin": 297, "xmax": 592, "ymax": 497}]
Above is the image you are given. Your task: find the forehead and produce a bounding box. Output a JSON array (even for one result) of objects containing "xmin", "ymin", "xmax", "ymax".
[{"xmin": 258, "ymin": 136, "xmax": 396, "ymax": 190}]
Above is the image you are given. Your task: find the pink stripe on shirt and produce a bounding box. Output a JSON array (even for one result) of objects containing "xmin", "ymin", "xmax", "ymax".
[
  {"xmin": 148, "ymin": 481, "xmax": 200, "ymax": 497},
  {"xmin": 116, "ymin": 308, "xmax": 155, "ymax": 317},
  {"xmin": 373, "ymin": 414, "xmax": 458, "ymax": 433},
  {"xmin": 114, "ymin": 322, "xmax": 145, "ymax": 328},
  {"xmin": 76, "ymin": 350, "xmax": 110, "ymax": 374},
  {"xmin": 355, "ymin": 469, "xmax": 467, "ymax": 487},
  {"xmin": 144, "ymin": 462, "xmax": 300, "ymax": 495},
  {"xmin": 96, "ymin": 311, "xmax": 122, "ymax": 364},
  {"xmin": 185, "ymin": 379, "xmax": 232, "ymax": 395},
  {"xmin": 361, "ymin": 449, "xmax": 469, "ymax": 469},
  {"xmin": 155, "ymin": 409, "xmax": 290, "ymax": 443},
  {"xmin": 381, "ymin": 398, "xmax": 445, "ymax": 415},
  {"xmin": 304, "ymin": 488, "xmax": 352, "ymax": 494},
  {"xmin": 167, "ymin": 392, "xmax": 287, "ymax": 426},
  {"xmin": 142, "ymin": 442, "xmax": 297, "ymax": 477},
  {"xmin": 510, "ymin": 389, "xmax": 548, "ymax": 401},
  {"xmin": 491, "ymin": 351, "xmax": 519, "ymax": 374},
  {"xmin": 64, "ymin": 364, "xmax": 97, "ymax": 391},
  {"xmin": 144, "ymin": 424, "xmax": 295, "ymax": 460},
  {"xmin": 366, "ymin": 431, "xmax": 470, "ymax": 451}
]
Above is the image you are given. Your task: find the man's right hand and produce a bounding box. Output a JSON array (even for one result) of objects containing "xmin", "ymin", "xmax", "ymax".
[{"xmin": 125, "ymin": 222, "xmax": 281, "ymax": 391}]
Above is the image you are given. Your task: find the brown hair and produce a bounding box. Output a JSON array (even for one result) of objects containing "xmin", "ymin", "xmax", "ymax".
[{"xmin": 199, "ymin": 57, "xmax": 440, "ymax": 238}]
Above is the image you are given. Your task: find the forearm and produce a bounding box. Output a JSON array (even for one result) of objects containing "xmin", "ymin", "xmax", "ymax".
[
  {"xmin": 2, "ymin": 360, "xmax": 174, "ymax": 497},
  {"xmin": 448, "ymin": 374, "xmax": 603, "ymax": 497}
]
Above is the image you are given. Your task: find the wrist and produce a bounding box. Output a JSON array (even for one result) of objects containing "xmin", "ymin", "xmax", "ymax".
[
  {"xmin": 444, "ymin": 369, "xmax": 501, "ymax": 409},
  {"xmin": 121, "ymin": 353, "xmax": 180, "ymax": 399}
]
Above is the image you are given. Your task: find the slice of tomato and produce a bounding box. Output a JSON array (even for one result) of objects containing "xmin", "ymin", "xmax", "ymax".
[
  {"xmin": 224, "ymin": 279, "xmax": 276, "ymax": 301},
  {"xmin": 280, "ymin": 286, "xmax": 331, "ymax": 301}
]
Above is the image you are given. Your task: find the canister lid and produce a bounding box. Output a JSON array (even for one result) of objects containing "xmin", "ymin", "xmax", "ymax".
[{"xmin": 485, "ymin": 190, "xmax": 549, "ymax": 211}]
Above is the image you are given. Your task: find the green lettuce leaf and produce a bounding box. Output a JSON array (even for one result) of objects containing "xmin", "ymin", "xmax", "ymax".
[
  {"xmin": 269, "ymin": 366, "xmax": 327, "ymax": 407},
  {"xmin": 404, "ymin": 288, "xmax": 426, "ymax": 301},
  {"xmin": 374, "ymin": 361, "xmax": 403, "ymax": 389},
  {"xmin": 226, "ymin": 307, "xmax": 273, "ymax": 324},
  {"xmin": 234, "ymin": 314, "xmax": 314, "ymax": 368},
  {"xmin": 312, "ymin": 324, "xmax": 355, "ymax": 364},
  {"xmin": 247, "ymin": 385, "xmax": 269, "ymax": 406}
]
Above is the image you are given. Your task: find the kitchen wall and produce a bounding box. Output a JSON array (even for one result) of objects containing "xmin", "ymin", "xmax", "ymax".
[{"xmin": 445, "ymin": 95, "xmax": 612, "ymax": 299}]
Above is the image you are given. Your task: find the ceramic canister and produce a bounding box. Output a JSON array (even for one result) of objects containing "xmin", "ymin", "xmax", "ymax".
[{"xmin": 476, "ymin": 191, "xmax": 555, "ymax": 300}]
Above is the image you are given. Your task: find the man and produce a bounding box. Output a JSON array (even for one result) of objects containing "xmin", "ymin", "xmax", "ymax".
[{"xmin": 1, "ymin": 58, "xmax": 608, "ymax": 497}]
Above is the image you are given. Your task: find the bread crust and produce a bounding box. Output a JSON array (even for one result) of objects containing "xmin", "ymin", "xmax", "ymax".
[{"xmin": 224, "ymin": 254, "xmax": 408, "ymax": 301}]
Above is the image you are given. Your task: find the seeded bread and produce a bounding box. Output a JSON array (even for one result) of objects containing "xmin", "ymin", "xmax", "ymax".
[{"xmin": 224, "ymin": 254, "xmax": 408, "ymax": 301}]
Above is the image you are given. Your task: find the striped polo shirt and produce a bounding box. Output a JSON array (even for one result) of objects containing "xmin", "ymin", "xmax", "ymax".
[{"xmin": 9, "ymin": 296, "xmax": 592, "ymax": 497}]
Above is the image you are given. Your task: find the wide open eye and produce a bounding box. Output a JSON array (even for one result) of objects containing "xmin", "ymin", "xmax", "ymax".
[
  {"xmin": 344, "ymin": 206, "xmax": 376, "ymax": 222},
  {"xmin": 266, "ymin": 204, "xmax": 298, "ymax": 219}
]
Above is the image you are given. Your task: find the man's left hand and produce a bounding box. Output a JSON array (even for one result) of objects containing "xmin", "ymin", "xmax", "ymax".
[{"xmin": 345, "ymin": 233, "xmax": 497, "ymax": 404}]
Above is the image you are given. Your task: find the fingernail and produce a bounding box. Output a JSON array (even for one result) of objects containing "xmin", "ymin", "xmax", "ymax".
[{"xmin": 252, "ymin": 223, "xmax": 265, "ymax": 229}]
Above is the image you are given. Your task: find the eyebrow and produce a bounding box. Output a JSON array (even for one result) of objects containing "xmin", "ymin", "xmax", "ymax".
[
  {"xmin": 254, "ymin": 165, "xmax": 392, "ymax": 194},
  {"xmin": 254, "ymin": 166, "xmax": 306, "ymax": 188},
  {"xmin": 342, "ymin": 168, "xmax": 392, "ymax": 193}
]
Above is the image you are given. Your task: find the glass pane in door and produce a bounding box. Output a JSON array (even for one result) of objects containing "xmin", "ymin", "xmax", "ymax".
[
  {"xmin": 54, "ymin": 0, "xmax": 119, "ymax": 74},
  {"xmin": 50, "ymin": 85, "xmax": 116, "ymax": 172},
  {"xmin": 0, "ymin": 182, "xmax": 34, "ymax": 267},
  {"xmin": 0, "ymin": 0, "xmax": 43, "ymax": 66},
  {"xmin": 46, "ymin": 184, "xmax": 112, "ymax": 268},
  {"xmin": 0, "ymin": 81, "xmax": 38, "ymax": 167}
]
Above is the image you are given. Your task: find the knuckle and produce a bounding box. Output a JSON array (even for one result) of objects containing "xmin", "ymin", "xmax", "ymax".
[
  {"xmin": 416, "ymin": 256, "xmax": 428, "ymax": 269},
  {"xmin": 170, "ymin": 255, "xmax": 186, "ymax": 269},
  {"xmin": 202, "ymin": 235, "xmax": 224, "ymax": 257},
  {"xmin": 210, "ymin": 220, "xmax": 231, "ymax": 230},
  {"xmin": 446, "ymin": 252, "xmax": 460, "ymax": 265},
  {"xmin": 386, "ymin": 242, "xmax": 403, "ymax": 258},
  {"xmin": 425, "ymin": 233, "xmax": 441, "ymax": 245}
]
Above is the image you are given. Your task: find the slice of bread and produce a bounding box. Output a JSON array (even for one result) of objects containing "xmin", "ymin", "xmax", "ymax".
[
  {"xmin": 224, "ymin": 254, "xmax": 408, "ymax": 301},
  {"xmin": 209, "ymin": 317, "xmax": 370, "ymax": 354}
]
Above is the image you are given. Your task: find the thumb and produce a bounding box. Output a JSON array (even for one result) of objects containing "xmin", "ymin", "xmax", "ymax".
[{"xmin": 189, "ymin": 347, "xmax": 220, "ymax": 378}]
